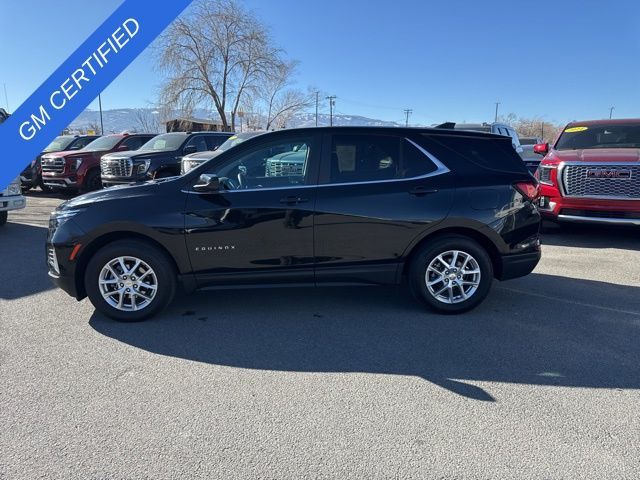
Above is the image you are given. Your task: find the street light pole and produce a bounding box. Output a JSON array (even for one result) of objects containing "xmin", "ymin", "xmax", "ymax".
[
  {"xmin": 98, "ymin": 94, "xmax": 104, "ymax": 135},
  {"xmin": 609, "ymin": 106, "xmax": 615, "ymax": 119},
  {"xmin": 494, "ymin": 101, "xmax": 500, "ymax": 122}
]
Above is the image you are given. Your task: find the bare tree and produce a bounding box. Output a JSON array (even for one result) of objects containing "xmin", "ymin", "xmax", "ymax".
[
  {"xmin": 263, "ymin": 62, "xmax": 314, "ymax": 130},
  {"xmin": 132, "ymin": 108, "xmax": 163, "ymax": 133},
  {"xmin": 499, "ymin": 113, "xmax": 563, "ymax": 143},
  {"xmin": 156, "ymin": 0, "xmax": 287, "ymax": 131}
]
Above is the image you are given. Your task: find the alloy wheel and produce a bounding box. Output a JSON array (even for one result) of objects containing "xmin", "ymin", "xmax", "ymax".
[
  {"xmin": 425, "ymin": 250, "xmax": 481, "ymax": 304},
  {"xmin": 98, "ymin": 256, "xmax": 158, "ymax": 312}
]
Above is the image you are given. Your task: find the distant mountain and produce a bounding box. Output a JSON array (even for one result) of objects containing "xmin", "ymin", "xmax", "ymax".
[{"xmin": 68, "ymin": 108, "xmax": 404, "ymax": 134}]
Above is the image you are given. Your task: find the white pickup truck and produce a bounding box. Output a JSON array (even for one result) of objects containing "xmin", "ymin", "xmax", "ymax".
[{"xmin": 0, "ymin": 108, "xmax": 26, "ymax": 226}]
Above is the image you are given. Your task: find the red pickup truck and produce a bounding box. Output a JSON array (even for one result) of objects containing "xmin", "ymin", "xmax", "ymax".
[
  {"xmin": 535, "ymin": 119, "xmax": 640, "ymax": 226},
  {"xmin": 41, "ymin": 133, "xmax": 155, "ymax": 193}
]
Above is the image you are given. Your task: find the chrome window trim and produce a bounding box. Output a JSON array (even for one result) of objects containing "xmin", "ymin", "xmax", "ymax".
[
  {"xmin": 183, "ymin": 137, "xmax": 450, "ymax": 194},
  {"xmin": 559, "ymin": 161, "xmax": 640, "ymax": 201}
]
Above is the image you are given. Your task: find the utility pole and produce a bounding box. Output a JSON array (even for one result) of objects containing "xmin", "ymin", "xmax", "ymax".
[
  {"xmin": 2, "ymin": 83, "xmax": 9, "ymax": 111},
  {"xmin": 403, "ymin": 108, "xmax": 413, "ymax": 127},
  {"xmin": 98, "ymin": 94, "xmax": 104, "ymax": 135},
  {"xmin": 609, "ymin": 106, "xmax": 615, "ymax": 119},
  {"xmin": 541, "ymin": 121, "xmax": 544, "ymax": 140},
  {"xmin": 326, "ymin": 95, "xmax": 336, "ymax": 126},
  {"xmin": 494, "ymin": 101, "xmax": 500, "ymax": 122},
  {"xmin": 315, "ymin": 91, "xmax": 319, "ymax": 127}
]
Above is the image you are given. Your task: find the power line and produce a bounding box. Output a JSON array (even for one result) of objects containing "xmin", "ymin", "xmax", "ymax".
[
  {"xmin": 403, "ymin": 108, "xmax": 413, "ymax": 127},
  {"xmin": 326, "ymin": 95, "xmax": 336, "ymax": 127}
]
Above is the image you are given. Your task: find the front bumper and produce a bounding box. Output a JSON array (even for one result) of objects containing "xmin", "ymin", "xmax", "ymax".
[
  {"xmin": 42, "ymin": 176, "xmax": 77, "ymax": 189},
  {"xmin": 538, "ymin": 183, "xmax": 640, "ymax": 226},
  {"xmin": 0, "ymin": 194, "xmax": 26, "ymax": 212}
]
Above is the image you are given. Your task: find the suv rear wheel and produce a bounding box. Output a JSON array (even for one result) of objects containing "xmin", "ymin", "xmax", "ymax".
[
  {"xmin": 409, "ymin": 235, "xmax": 493, "ymax": 314},
  {"xmin": 84, "ymin": 240, "xmax": 176, "ymax": 321}
]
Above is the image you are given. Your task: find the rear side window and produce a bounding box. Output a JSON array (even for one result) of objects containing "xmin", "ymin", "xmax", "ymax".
[
  {"xmin": 418, "ymin": 134, "xmax": 528, "ymax": 175},
  {"xmin": 205, "ymin": 135, "xmax": 229, "ymax": 150},
  {"xmin": 327, "ymin": 134, "xmax": 437, "ymax": 184}
]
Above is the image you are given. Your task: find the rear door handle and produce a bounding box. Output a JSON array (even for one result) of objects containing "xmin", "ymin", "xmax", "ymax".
[
  {"xmin": 280, "ymin": 196, "xmax": 308, "ymax": 205},
  {"xmin": 409, "ymin": 186, "xmax": 438, "ymax": 196}
]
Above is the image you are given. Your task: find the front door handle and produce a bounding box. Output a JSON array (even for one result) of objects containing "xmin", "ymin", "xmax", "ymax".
[
  {"xmin": 280, "ymin": 196, "xmax": 308, "ymax": 205},
  {"xmin": 409, "ymin": 186, "xmax": 438, "ymax": 196}
]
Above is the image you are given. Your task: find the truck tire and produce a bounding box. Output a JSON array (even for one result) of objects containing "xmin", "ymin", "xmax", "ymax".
[
  {"xmin": 84, "ymin": 239, "xmax": 177, "ymax": 322},
  {"xmin": 409, "ymin": 235, "xmax": 493, "ymax": 314},
  {"xmin": 81, "ymin": 169, "xmax": 102, "ymax": 193}
]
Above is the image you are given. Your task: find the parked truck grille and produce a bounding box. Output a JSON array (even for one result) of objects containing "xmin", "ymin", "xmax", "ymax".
[
  {"xmin": 101, "ymin": 158, "xmax": 133, "ymax": 177},
  {"xmin": 562, "ymin": 164, "xmax": 640, "ymax": 200},
  {"xmin": 41, "ymin": 157, "xmax": 65, "ymax": 173},
  {"xmin": 265, "ymin": 161, "xmax": 305, "ymax": 177}
]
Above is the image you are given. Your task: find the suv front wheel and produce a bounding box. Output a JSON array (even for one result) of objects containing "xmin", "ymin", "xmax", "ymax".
[
  {"xmin": 409, "ymin": 236, "xmax": 493, "ymax": 314},
  {"xmin": 84, "ymin": 240, "xmax": 176, "ymax": 321}
]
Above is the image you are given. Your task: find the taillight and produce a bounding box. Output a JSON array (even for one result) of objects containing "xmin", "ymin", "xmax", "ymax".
[{"xmin": 514, "ymin": 181, "xmax": 539, "ymax": 201}]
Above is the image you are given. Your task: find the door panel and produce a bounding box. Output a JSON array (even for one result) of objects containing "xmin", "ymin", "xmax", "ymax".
[
  {"xmin": 184, "ymin": 132, "xmax": 320, "ymax": 286},
  {"xmin": 314, "ymin": 133, "xmax": 454, "ymax": 284}
]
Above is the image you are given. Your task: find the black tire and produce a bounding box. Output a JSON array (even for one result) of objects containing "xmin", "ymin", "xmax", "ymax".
[
  {"xmin": 81, "ymin": 169, "xmax": 102, "ymax": 193},
  {"xmin": 0, "ymin": 211, "xmax": 7, "ymax": 226},
  {"xmin": 409, "ymin": 235, "xmax": 494, "ymax": 314},
  {"xmin": 84, "ymin": 240, "xmax": 176, "ymax": 322},
  {"xmin": 39, "ymin": 180, "xmax": 52, "ymax": 193}
]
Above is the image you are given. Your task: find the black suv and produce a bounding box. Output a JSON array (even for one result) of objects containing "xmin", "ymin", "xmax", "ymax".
[
  {"xmin": 21, "ymin": 135, "xmax": 100, "ymax": 191},
  {"xmin": 47, "ymin": 127, "xmax": 541, "ymax": 321},
  {"xmin": 100, "ymin": 132, "xmax": 232, "ymax": 187}
]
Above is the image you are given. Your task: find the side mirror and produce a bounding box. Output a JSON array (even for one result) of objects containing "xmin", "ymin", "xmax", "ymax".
[
  {"xmin": 183, "ymin": 145, "xmax": 197, "ymax": 155},
  {"xmin": 533, "ymin": 143, "xmax": 549, "ymax": 155},
  {"xmin": 193, "ymin": 173, "xmax": 220, "ymax": 192}
]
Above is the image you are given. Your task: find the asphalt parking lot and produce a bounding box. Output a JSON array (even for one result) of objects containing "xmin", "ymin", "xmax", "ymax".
[{"xmin": 1, "ymin": 191, "xmax": 639, "ymax": 479}]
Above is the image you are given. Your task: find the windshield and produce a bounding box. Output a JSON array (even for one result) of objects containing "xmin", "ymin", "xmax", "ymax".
[
  {"xmin": 43, "ymin": 136, "xmax": 76, "ymax": 153},
  {"xmin": 82, "ymin": 135, "xmax": 122, "ymax": 152},
  {"xmin": 139, "ymin": 133, "xmax": 186, "ymax": 151},
  {"xmin": 216, "ymin": 132, "xmax": 264, "ymax": 153},
  {"xmin": 555, "ymin": 124, "xmax": 640, "ymax": 150}
]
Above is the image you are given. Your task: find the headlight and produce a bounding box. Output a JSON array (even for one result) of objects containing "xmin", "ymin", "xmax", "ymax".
[
  {"xmin": 538, "ymin": 165, "xmax": 556, "ymax": 186},
  {"xmin": 7, "ymin": 182, "xmax": 21, "ymax": 196},
  {"xmin": 181, "ymin": 159, "xmax": 199, "ymax": 174},
  {"xmin": 50, "ymin": 209, "xmax": 85, "ymax": 230},
  {"xmin": 75, "ymin": 158, "xmax": 84, "ymax": 170},
  {"xmin": 135, "ymin": 159, "xmax": 151, "ymax": 174}
]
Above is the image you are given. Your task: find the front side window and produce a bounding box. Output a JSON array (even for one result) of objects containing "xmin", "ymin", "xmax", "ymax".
[
  {"xmin": 140, "ymin": 133, "xmax": 187, "ymax": 151},
  {"xmin": 185, "ymin": 135, "xmax": 209, "ymax": 153},
  {"xmin": 555, "ymin": 124, "xmax": 640, "ymax": 150},
  {"xmin": 206, "ymin": 136, "xmax": 314, "ymax": 190},
  {"xmin": 326, "ymin": 135, "xmax": 437, "ymax": 184},
  {"xmin": 70, "ymin": 136, "xmax": 97, "ymax": 150}
]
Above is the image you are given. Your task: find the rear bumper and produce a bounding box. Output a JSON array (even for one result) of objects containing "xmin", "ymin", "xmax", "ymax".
[{"xmin": 497, "ymin": 250, "xmax": 541, "ymax": 281}]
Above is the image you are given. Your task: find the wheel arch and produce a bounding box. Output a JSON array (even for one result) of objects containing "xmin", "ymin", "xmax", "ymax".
[
  {"xmin": 74, "ymin": 231, "xmax": 180, "ymax": 299},
  {"xmin": 401, "ymin": 226, "xmax": 503, "ymax": 280}
]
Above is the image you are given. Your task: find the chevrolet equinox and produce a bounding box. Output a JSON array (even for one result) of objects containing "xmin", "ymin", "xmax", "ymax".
[{"xmin": 46, "ymin": 127, "xmax": 541, "ymax": 321}]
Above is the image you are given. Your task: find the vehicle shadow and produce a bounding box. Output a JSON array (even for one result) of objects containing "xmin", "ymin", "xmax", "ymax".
[
  {"xmin": 0, "ymin": 222, "xmax": 54, "ymax": 299},
  {"xmin": 541, "ymin": 221, "xmax": 640, "ymax": 251},
  {"xmin": 89, "ymin": 273, "xmax": 640, "ymax": 402}
]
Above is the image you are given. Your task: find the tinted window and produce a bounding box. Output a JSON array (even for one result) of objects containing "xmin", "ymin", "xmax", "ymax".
[
  {"xmin": 120, "ymin": 136, "xmax": 146, "ymax": 151},
  {"xmin": 555, "ymin": 124, "xmax": 640, "ymax": 150},
  {"xmin": 329, "ymin": 134, "xmax": 400, "ymax": 183},
  {"xmin": 209, "ymin": 136, "xmax": 314, "ymax": 189},
  {"xmin": 205, "ymin": 135, "xmax": 230, "ymax": 150},
  {"xmin": 185, "ymin": 135, "xmax": 209, "ymax": 153},
  {"xmin": 419, "ymin": 134, "xmax": 527, "ymax": 174}
]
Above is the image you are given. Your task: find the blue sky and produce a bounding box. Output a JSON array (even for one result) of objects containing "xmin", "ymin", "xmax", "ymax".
[{"xmin": 1, "ymin": 0, "xmax": 639, "ymax": 126}]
